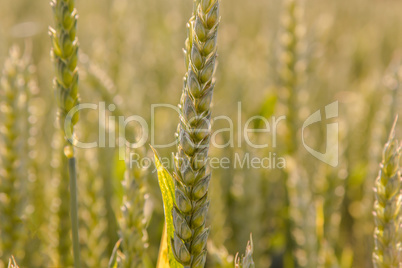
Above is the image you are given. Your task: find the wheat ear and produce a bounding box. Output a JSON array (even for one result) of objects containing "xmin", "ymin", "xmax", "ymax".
[
  {"xmin": 0, "ymin": 46, "xmax": 30, "ymax": 263},
  {"xmin": 49, "ymin": 0, "xmax": 81, "ymax": 266},
  {"xmin": 278, "ymin": 0, "xmax": 305, "ymax": 265},
  {"xmin": 172, "ymin": 0, "xmax": 220, "ymax": 267},
  {"xmin": 117, "ymin": 148, "xmax": 149, "ymax": 267},
  {"xmin": 372, "ymin": 118, "xmax": 402, "ymax": 268}
]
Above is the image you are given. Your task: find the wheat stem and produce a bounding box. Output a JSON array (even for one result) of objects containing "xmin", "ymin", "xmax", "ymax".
[{"xmin": 68, "ymin": 157, "xmax": 81, "ymax": 267}]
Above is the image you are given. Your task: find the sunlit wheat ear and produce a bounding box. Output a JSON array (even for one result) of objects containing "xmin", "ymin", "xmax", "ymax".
[
  {"xmin": 49, "ymin": 0, "xmax": 79, "ymax": 144},
  {"xmin": 172, "ymin": 0, "xmax": 220, "ymax": 267},
  {"xmin": 117, "ymin": 148, "xmax": 149, "ymax": 268},
  {"xmin": 0, "ymin": 46, "xmax": 29, "ymax": 262},
  {"xmin": 373, "ymin": 117, "xmax": 401, "ymax": 268}
]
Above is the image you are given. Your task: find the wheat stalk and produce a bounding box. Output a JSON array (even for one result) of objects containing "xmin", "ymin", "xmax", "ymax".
[
  {"xmin": 49, "ymin": 0, "xmax": 81, "ymax": 266},
  {"xmin": 372, "ymin": 118, "xmax": 401, "ymax": 268},
  {"xmin": 171, "ymin": 0, "xmax": 220, "ymax": 267},
  {"xmin": 57, "ymin": 150, "xmax": 74, "ymax": 266}
]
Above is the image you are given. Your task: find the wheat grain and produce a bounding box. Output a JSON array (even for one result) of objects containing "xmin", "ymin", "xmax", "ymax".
[
  {"xmin": 372, "ymin": 118, "xmax": 401, "ymax": 268},
  {"xmin": 171, "ymin": 0, "xmax": 220, "ymax": 267}
]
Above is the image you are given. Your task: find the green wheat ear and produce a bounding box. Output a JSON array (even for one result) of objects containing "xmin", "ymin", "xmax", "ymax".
[
  {"xmin": 373, "ymin": 117, "xmax": 402, "ymax": 268},
  {"xmin": 172, "ymin": 0, "xmax": 220, "ymax": 267},
  {"xmin": 49, "ymin": 0, "xmax": 79, "ymax": 145}
]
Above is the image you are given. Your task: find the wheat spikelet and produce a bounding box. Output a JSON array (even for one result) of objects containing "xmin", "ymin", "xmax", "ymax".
[
  {"xmin": 372, "ymin": 119, "xmax": 401, "ymax": 268},
  {"xmin": 172, "ymin": 0, "xmax": 220, "ymax": 266}
]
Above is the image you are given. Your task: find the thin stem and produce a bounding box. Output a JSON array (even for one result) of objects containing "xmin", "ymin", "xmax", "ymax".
[{"xmin": 68, "ymin": 156, "xmax": 81, "ymax": 268}]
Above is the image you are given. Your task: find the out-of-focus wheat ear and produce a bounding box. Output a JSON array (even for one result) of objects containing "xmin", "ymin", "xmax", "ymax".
[
  {"xmin": 0, "ymin": 46, "xmax": 30, "ymax": 263},
  {"xmin": 116, "ymin": 147, "xmax": 149, "ymax": 268},
  {"xmin": 279, "ymin": 0, "xmax": 305, "ymax": 154},
  {"xmin": 287, "ymin": 162, "xmax": 317, "ymax": 268},
  {"xmin": 77, "ymin": 149, "xmax": 109, "ymax": 268},
  {"xmin": 372, "ymin": 117, "xmax": 401, "ymax": 268},
  {"xmin": 50, "ymin": 0, "xmax": 81, "ymax": 266},
  {"xmin": 17, "ymin": 43, "xmax": 51, "ymax": 267},
  {"xmin": 278, "ymin": 0, "xmax": 310, "ymax": 266},
  {"xmin": 172, "ymin": 0, "xmax": 220, "ymax": 267},
  {"xmin": 234, "ymin": 234, "xmax": 255, "ymax": 268}
]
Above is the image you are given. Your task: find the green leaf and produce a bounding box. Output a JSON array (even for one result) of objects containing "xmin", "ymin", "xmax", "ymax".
[{"xmin": 152, "ymin": 146, "xmax": 183, "ymax": 268}]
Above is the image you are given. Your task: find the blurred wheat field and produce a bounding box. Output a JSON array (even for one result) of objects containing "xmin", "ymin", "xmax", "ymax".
[{"xmin": 0, "ymin": 0, "xmax": 401, "ymax": 267}]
